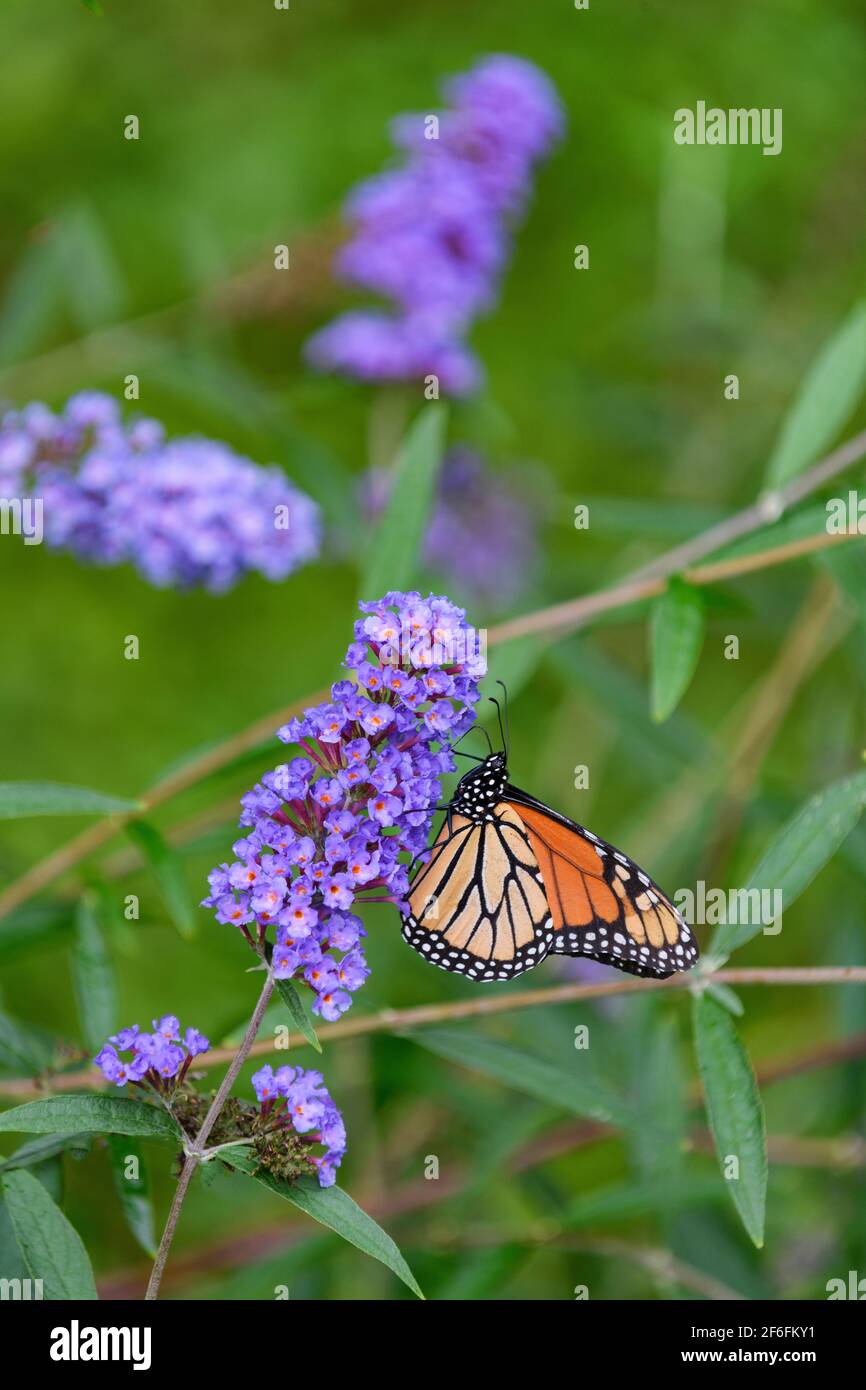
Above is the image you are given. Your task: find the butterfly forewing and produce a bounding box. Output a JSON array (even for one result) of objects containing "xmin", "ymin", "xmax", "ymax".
[{"xmin": 402, "ymin": 810, "xmax": 555, "ymax": 981}]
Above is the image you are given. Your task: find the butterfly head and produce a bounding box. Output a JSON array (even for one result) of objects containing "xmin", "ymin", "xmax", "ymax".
[{"xmin": 452, "ymin": 751, "xmax": 509, "ymax": 820}]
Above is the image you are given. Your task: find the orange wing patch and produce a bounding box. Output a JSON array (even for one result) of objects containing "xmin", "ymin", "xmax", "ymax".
[{"xmin": 504, "ymin": 799, "xmax": 697, "ymax": 977}]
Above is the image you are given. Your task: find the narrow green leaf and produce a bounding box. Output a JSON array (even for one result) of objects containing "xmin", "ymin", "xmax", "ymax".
[
  {"xmin": 72, "ymin": 896, "xmax": 117, "ymax": 1053},
  {"xmin": 57, "ymin": 201, "xmax": 126, "ymax": 332},
  {"xmin": 553, "ymin": 640, "xmax": 710, "ymax": 774},
  {"xmin": 706, "ymin": 983, "xmax": 744, "ymax": 1017},
  {"xmin": 765, "ymin": 302, "xmax": 866, "ymax": 489},
  {"xmin": 0, "ymin": 1010, "xmax": 54, "ymax": 1076},
  {"xmin": 692, "ymin": 992, "xmax": 767, "ymax": 1247},
  {"xmin": 126, "ymin": 820, "xmax": 196, "ymax": 940},
  {"xmin": 564, "ymin": 1173, "xmax": 725, "ymax": 1229},
  {"xmin": 272, "ymin": 975, "xmax": 321, "ymax": 1054},
  {"xmin": 820, "ymin": 539, "xmax": 866, "ymax": 629},
  {"xmin": 409, "ymin": 1028, "xmax": 635, "ymax": 1128},
  {"xmin": 107, "ymin": 1135, "xmax": 157, "ymax": 1257},
  {"xmin": 359, "ymin": 404, "xmax": 447, "ymax": 600},
  {"xmin": 628, "ymin": 1011, "xmax": 686, "ymax": 1207},
  {"xmin": 713, "ymin": 769, "xmax": 866, "ymax": 955},
  {"xmin": 0, "ymin": 902, "xmax": 74, "ymax": 960},
  {"xmin": 223, "ymin": 1151, "xmax": 423, "ymax": 1298},
  {"xmin": 437, "ymin": 1243, "xmax": 528, "ymax": 1300},
  {"xmin": 0, "ymin": 233, "xmax": 65, "ymax": 368},
  {"xmin": 0, "ymin": 1095, "xmax": 179, "ymax": 1140},
  {"xmin": 649, "ymin": 577, "xmax": 706, "ymax": 722},
  {"xmin": 2, "ymin": 1168, "xmax": 97, "ymax": 1298},
  {"xmin": 0, "ymin": 782, "xmax": 138, "ymax": 820},
  {"xmin": 0, "ymin": 1133, "xmax": 91, "ymax": 1171},
  {"xmin": 82, "ymin": 0, "xmax": 104, "ymax": 14},
  {"xmin": 707, "ymin": 502, "xmax": 829, "ymax": 564},
  {"xmin": 0, "ymin": 1154, "xmax": 63, "ymax": 1283}
]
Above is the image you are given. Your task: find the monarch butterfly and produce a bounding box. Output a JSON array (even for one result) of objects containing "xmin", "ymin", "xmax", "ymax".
[{"xmin": 401, "ymin": 685, "xmax": 699, "ymax": 983}]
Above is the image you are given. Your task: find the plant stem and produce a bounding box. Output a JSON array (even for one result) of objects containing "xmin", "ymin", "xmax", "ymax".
[
  {"xmin": 1, "ymin": 422, "xmax": 864, "ymax": 921},
  {"xmin": 6, "ymin": 966, "xmax": 866, "ymax": 1101},
  {"xmin": 144, "ymin": 971, "xmax": 275, "ymax": 1301},
  {"xmin": 97, "ymin": 1025, "xmax": 866, "ymax": 1300}
]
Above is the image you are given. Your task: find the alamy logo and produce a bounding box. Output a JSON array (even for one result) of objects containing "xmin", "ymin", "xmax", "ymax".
[
  {"xmin": 49, "ymin": 1320, "xmax": 152, "ymax": 1371},
  {"xmin": 826, "ymin": 492, "xmax": 866, "ymax": 534},
  {"xmin": 826, "ymin": 1271, "xmax": 866, "ymax": 1299},
  {"xmin": 0, "ymin": 1277, "xmax": 43, "ymax": 1299},
  {"xmin": 0, "ymin": 496, "xmax": 43, "ymax": 545},
  {"xmin": 674, "ymin": 102, "xmax": 782, "ymax": 156},
  {"xmin": 675, "ymin": 880, "xmax": 782, "ymax": 934}
]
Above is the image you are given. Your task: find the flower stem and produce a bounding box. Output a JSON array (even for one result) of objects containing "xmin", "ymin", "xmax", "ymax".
[{"xmin": 144, "ymin": 970, "xmax": 275, "ymax": 1301}]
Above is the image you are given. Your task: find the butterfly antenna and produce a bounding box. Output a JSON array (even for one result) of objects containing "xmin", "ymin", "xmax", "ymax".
[
  {"xmin": 496, "ymin": 679, "xmax": 511, "ymax": 757},
  {"xmin": 481, "ymin": 722, "xmax": 495, "ymax": 755},
  {"xmin": 488, "ymin": 696, "xmax": 507, "ymax": 758},
  {"xmin": 451, "ymin": 725, "xmax": 491, "ymax": 760}
]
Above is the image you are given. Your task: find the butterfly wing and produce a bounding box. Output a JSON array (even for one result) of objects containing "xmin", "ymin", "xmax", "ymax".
[
  {"xmin": 503, "ymin": 785, "xmax": 698, "ymax": 979},
  {"xmin": 400, "ymin": 807, "xmax": 555, "ymax": 981}
]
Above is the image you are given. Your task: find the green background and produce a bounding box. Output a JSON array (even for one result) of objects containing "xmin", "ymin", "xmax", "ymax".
[{"xmin": 1, "ymin": 0, "xmax": 865, "ymax": 1300}]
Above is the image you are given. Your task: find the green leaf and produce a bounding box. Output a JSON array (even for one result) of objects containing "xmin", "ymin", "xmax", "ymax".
[
  {"xmin": 57, "ymin": 201, "xmax": 126, "ymax": 332},
  {"xmin": 0, "ymin": 1133, "xmax": 91, "ymax": 1171},
  {"xmin": 820, "ymin": 539, "xmax": 866, "ymax": 629},
  {"xmin": 126, "ymin": 820, "xmax": 196, "ymax": 940},
  {"xmin": 273, "ymin": 975, "xmax": 321, "ymax": 1054},
  {"xmin": 0, "ymin": 902, "xmax": 74, "ymax": 960},
  {"xmin": 712, "ymin": 769, "xmax": 866, "ymax": 955},
  {"xmin": 692, "ymin": 992, "xmax": 767, "ymax": 1247},
  {"xmin": 552, "ymin": 639, "xmax": 710, "ymax": 775},
  {"xmin": 223, "ymin": 1151, "xmax": 423, "ymax": 1298},
  {"xmin": 0, "ymin": 782, "xmax": 139, "ymax": 820},
  {"xmin": 0, "ymin": 1095, "xmax": 179, "ymax": 1140},
  {"xmin": 765, "ymin": 301, "xmax": 866, "ymax": 489},
  {"xmin": 82, "ymin": 0, "xmax": 104, "ymax": 14},
  {"xmin": 1, "ymin": 1168, "xmax": 97, "ymax": 1299},
  {"xmin": 0, "ymin": 1010, "xmax": 54, "ymax": 1076},
  {"xmin": 107, "ymin": 1136, "xmax": 157, "ymax": 1257},
  {"xmin": 649, "ymin": 577, "xmax": 706, "ymax": 722},
  {"xmin": 72, "ymin": 896, "xmax": 117, "ymax": 1053},
  {"xmin": 708, "ymin": 502, "xmax": 828, "ymax": 564},
  {"xmin": 409, "ymin": 1028, "xmax": 635, "ymax": 1128},
  {"xmin": 628, "ymin": 1011, "xmax": 686, "ymax": 1207},
  {"xmin": 359, "ymin": 404, "xmax": 447, "ymax": 600},
  {"xmin": 564, "ymin": 1173, "xmax": 725, "ymax": 1229}
]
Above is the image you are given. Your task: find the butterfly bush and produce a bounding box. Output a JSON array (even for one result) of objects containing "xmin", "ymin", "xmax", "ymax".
[
  {"xmin": 251, "ymin": 1064, "xmax": 346, "ymax": 1187},
  {"xmin": 203, "ymin": 591, "xmax": 487, "ymax": 1021},
  {"xmin": 0, "ymin": 392, "xmax": 320, "ymax": 592},
  {"xmin": 94, "ymin": 1016, "xmax": 210, "ymax": 1091},
  {"xmin": 362, "ymin": 446, "xmax": 541, "ymax": 605},
  {"xmin": 305, "ymin": 54, "xmax": 564, "ymax": 395}
]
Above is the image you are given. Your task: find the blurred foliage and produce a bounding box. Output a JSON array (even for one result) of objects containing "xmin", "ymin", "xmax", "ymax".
[{"xmin": 1, "ymin": 0, "xmax": 866, "ymax": 1300}]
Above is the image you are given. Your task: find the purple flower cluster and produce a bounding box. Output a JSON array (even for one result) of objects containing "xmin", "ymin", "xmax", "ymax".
[
  {"xmin": 94, "ymin": 1017, "xmax": 210, "ymax": 1090},
  {"xmin": 252, "ymin": 1064, "xmax": 346, "ymax": 1187},
  {"xmin": 203, "ymin": 591, "xmax": 486, "ymax": 1021},
  {"xmin": 305, "ymin": 55, "xmax": 564, "ymax": 396},
  {"xmin": 362, "ymin": 446, "xmax": 541, "ymax": 606},
  {"xmin": 0, "ymin": 392, "xmax": 320, "ymax": 592}
]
